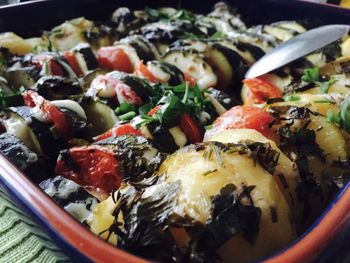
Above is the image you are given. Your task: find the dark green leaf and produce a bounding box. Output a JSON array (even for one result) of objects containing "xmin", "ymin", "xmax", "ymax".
[
  {"xmin": 117, "ymin": 102, "xmax": 137, "ymax": 115},
  {"xmin": 302, "ymin": 67, "xmax": 319, "ymax": 83},
  {"xmin": 301, "ymin": 67, "xmax": 335, "ymax": 94},
  {"xmin": 119, "ymin": 111, "xmax": 137, "ymax": 121}
]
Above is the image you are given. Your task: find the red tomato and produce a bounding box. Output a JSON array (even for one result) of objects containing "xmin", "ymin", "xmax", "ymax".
[
  {"xmin": 179, "ymin": 113, "xmax": 203, "ymax": 143},
  {"xmin": 94, "ymin": 123, "xmax": 143, "ymax": 141},
  {"xmin": 134, "ymin": 61, "xmax": 157, "ymax": 82},
  {"xmin": 64, "ymin": 51, "xmax": 83, "ymax": 77},
  {"xmin": 115, "ymin": 82, "xmax": 143, "ymax": 106},
  {"xmin": 205, "ymin": 105, "xmax": 277, "ymax": 141},
  {"xmin": 97, "ymin": 47, "xmax": 133, "ymax": 73},
  {"xmin": 147, "ymin": 105, "xmax": 162, "ymax": 116},
  {"xmin": 32, "ymin": 54, "xmax": 64, "ymax": 76},
  {"xmin": 48, "ymin": 60, "xmax": 65, "ymax": 76},
  {"xmin": 243, "ymin": 77, "xmax": 282, "ymax": 105},
  {"xmin": 23, "ymin": 90, "xmax": 70, "ymax": 139},
  {"xmin": 183, "ymin": 72, "xmax": 197, "ymax": 87},
  {"xmin": 55, "ymin": 145, "xmax": 121, "ymax": 194}
]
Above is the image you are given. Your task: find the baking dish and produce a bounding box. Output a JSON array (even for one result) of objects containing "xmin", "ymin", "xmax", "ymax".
[{"xmin": 1, "ymin": 0, "xmax": 350, "ymax": 262}]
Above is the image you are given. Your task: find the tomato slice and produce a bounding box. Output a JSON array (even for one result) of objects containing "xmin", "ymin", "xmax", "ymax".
[
  {"xmin": 64, "ymin": 51, "xmax": 83, "ymax": 77},
  {"xmin": 116, "ymin": 82, "xmax": 143, "ymax": 106},
  {"xmin": 147, "ymin": 105, "xmax": 162, "ymax": 116},
  {"xmin": 243, "ymin": 77, "xmax": 282, "ymax": 105},
  {"xmin": 55, "ymin": 145, "xmax": 121, "ymax": 194},
  {"xmin": 179, "ymin": 113, "xmax": 203, "ymax": 143},
  {"xmin": 183, "ymin": 72, "xmax": 197, "ymax": 87},
  {"xmin": 32, "ymin": 54, "xmax": 64, "ymax": 76},
  {"xmin": 206, "ymin": 105, "xmax": 277, "ymax": 141},
  {"xmin": 23, "ymin": 90, "xmax": 71, "ymax": 138},
  {"xmin": 97, "ymin": 47, "xmax": 133, "ymax": 73},
  {"xmin": 134, "ymin": 61, "xmax": 157, "ymax": 82},
  {"xmin": 94, "ymin": 123, "xmax": 143, "ymax": 141},
  {"xmin": 49, "ymin": 60, "xmax": 65, "ymax": 76}
]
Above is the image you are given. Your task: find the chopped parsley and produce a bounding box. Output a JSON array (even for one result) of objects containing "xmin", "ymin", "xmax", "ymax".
[
  {"xmin": 134, "ymin": 82, "xmax": 216, "ymax": 128},
  {"xmin": 326, "ymin": 95, "xmax": 350, "ymax": 132},
  {"xmin": 301, "ymin": 67, "xmax": 335, "ymax": 93}
]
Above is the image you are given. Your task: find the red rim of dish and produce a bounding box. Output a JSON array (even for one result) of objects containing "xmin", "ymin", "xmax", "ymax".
[{"xmin": 1, "ymin": 153, "xmax": 350, "ymax": 262}]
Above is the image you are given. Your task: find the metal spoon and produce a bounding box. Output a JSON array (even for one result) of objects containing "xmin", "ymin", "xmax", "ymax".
[{"xmin": 245, "ymin": 24, "xmax": 350, "ymax": 79}]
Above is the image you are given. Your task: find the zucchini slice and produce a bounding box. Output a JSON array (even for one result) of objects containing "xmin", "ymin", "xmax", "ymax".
[
  {"xmin": 167, "ymin": 40, "xmax": 246, "ymax": 90},
  {"xmin": 82, "ymin": 68, "xmax": 110, "ymax": 91},
  {"xmin": 162, "ymin": 50, "xmax": 217, "ymax": 89},
  {"xmin": 119, "ymin": 35, "xmax": 160, "ymax": 61},
  {"xmin": 80, "ymin": 98, "xmax": 118, "ymax": 138},
  {"xmin": 199, "ymin": 16, "xmax": 235, "ymax": 34},
  {"xmin": 40, "ymin": 176, "xmax": 99, "ymax": 223},
  {"xmin": 146, "ymin": 61, "xmax": 184, "ymax": 85},
  {"xmin": 0, "ymin": 133, "xmax": 47, "ymax": 182},
  {"xmin": 208, "ymin": 43, "xmax": 246, "ymax": 91},
  {"xmin": 0, "ymin": 108, "xmax": 43, "ymax": 155},
  {"xmin": 271, "ymin": 21, "xmax": 306, "ymax": 34},
  {"xmin": 7, "ymin": 106, "xmax": 61, "ymax": 160},
  {"xmin": 7, "ymin": 67, "xmax": 38, "ymax": 89},
  {"xmin": 71, "ymin": 43, "xmax": 98, "ymax": 74},
  {"xmin": 35, "ymin": 76, "xmax": 83, "ymax": 100},
  {"xmin": 262, "ymin": 25, "xmax": 298, "ymax": 42}
]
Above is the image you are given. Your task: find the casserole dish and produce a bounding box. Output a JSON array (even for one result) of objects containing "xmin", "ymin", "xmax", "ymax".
[{"xmin": 1, "ymin": 0, "xmax": 350, "ymax": 262}]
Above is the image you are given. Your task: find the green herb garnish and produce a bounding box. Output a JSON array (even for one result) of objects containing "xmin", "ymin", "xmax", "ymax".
[
  {"xmin": 119, "ymin": 111, "xmax": 137, "ymax": 121},
  {"xmin": 116, "ymin": 102, "xmax": 137, "ymax": 115},
  {"xmin": 301, "ymin": 67, "xmax": 335, "ymax": 93},
  {"xmin": 284, "ymin": 94, "xmax": 300, "ymax": 101},
  {"xmin": 327, "ymin": 95, "xmax": 350, "ymax": 132}
]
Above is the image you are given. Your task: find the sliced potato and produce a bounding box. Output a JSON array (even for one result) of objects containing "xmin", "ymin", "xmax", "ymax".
[
  {"xmin": 207, "ymin": 129, "xmax": 302, "ymax": 225},
  {"xmin": 88, "ymin": 193, "xmax": 117, "ymax": 245},
  {"xmin": 156, "ymin": 142, "xmax": 296, "ymax": 263},
  {"xmin": 0, "ymin": 32, "xmax": 33, "ymax": 55}
]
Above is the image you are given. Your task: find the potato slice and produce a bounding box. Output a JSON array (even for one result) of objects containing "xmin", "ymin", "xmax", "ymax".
[
  {"xmin": 87, "ymin": 193, "xmax": 118, "ymax": 245},
  {"xmin": 156, "ymin": 141, "xmax": 295, "ymax": 263},
  {"xmin": 0, "ymin": 32, "xmax": 32, "ymax": 55},
  {"xmin": 207, "ymin": 129, "xmax": 302, "ymax": 225}
]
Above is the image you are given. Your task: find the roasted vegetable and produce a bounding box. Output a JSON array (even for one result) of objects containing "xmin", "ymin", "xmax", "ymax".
[{"xmin": 40, "ymin": 176, "xmax": 99, "ymax": 223}]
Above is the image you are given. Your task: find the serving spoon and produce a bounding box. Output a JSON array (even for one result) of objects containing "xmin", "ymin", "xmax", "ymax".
[{"xmin": 245, "ymin": 24, "xmax": 350, "ymax": 79}]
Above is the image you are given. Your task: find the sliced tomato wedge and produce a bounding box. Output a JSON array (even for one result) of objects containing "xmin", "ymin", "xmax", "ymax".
[
  {"xmin": 94, "ymin": 123, "xmax": 143, "ymax": 141},
  {"xmin": 147, "ymin": 105, "xmax": 162, "ymax": 116},
  {"xmin": 48, "ymin": 60, "xmax": 65, "ymax": 76},
  {"xmin": 64, "ymin": 51, "xmax": 83, "ymax": 77},
  {"xmin": 116, "ymin": 82, "xmax": 143, "ymax": 106},
  {"xmin": 134, "ymin": 61, "xmax": 157, "ymax": 82},
  {"xmin": 32, "ymin": 54, "xmax": 65, "ymax": 76},
  {"xmin": 243, "ymin": 77, "xmax": 282, "ymax": 105},
  {"xmin": 55, "ymin": 145, "xmax": 121, "ymax": 194},
  {"xmin": 205, "ymin": 105, "xmax": 277, "ymax": 141},
  {"xmin": 23, "ymin": 90, "xmax": 71, "ymax": 138},
  {"xmin": 179, "ymin": 113, "xmax": 203, "ymax": 143},
  {"xmin": 97, "ymin": 46, "xmax": 133, "ymax": 73}
]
